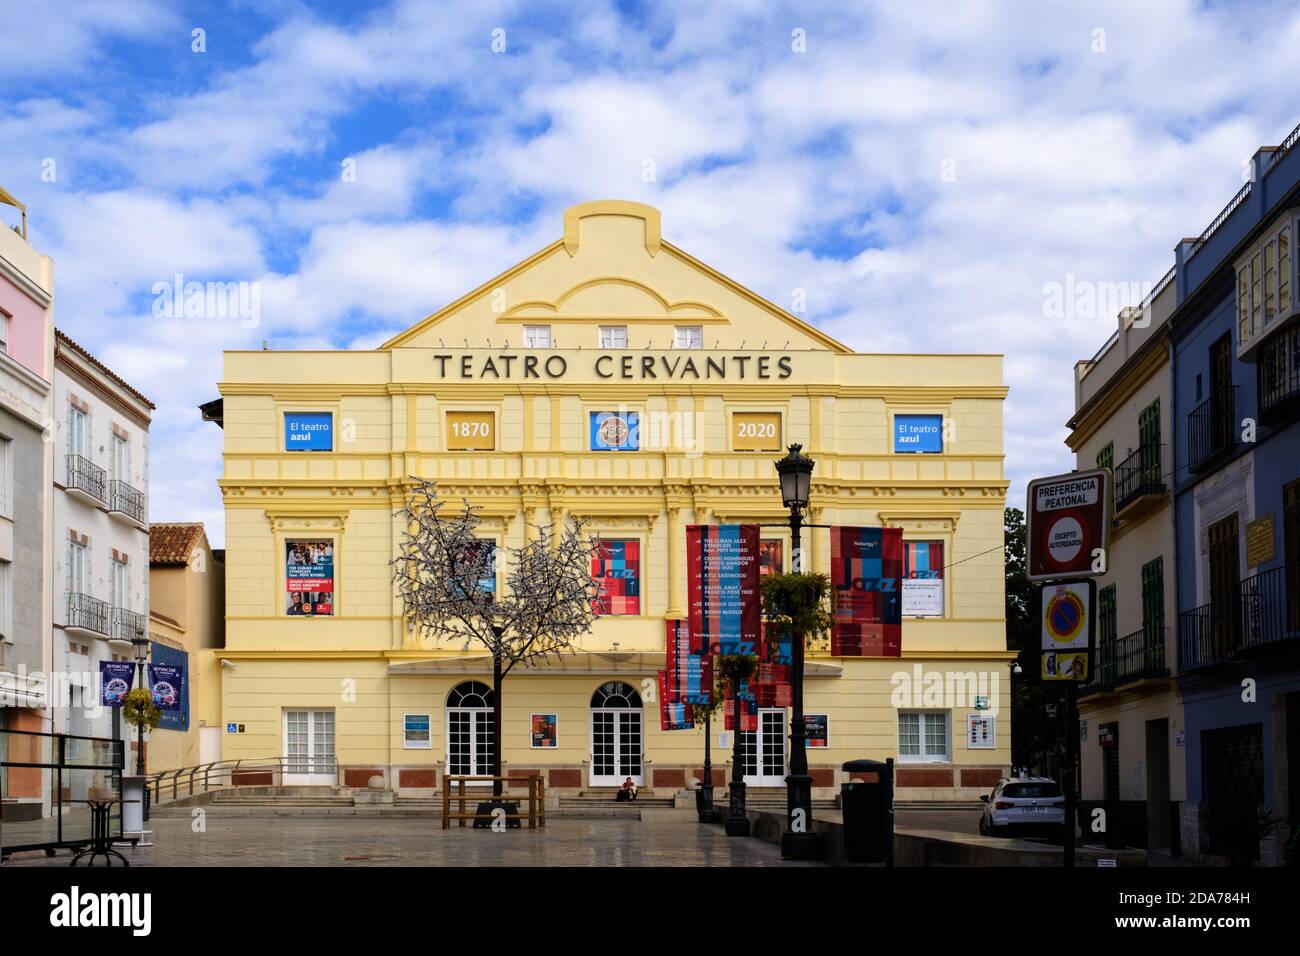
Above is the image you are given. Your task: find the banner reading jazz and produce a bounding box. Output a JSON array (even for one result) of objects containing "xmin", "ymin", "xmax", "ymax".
[
  {"xmin": 658, "ymin": 672, "xmax": 695, "ymax": 731},
  {"xmin": 664, "ymin": 619, "xmax": 712, "ymax": 705},
  {"xmin": 687, "ymin": 524, "xmax": 761, "ymax": 656},
  {"xmin": 830, "ymin": 526, "xmax": 903, "ymax": 656}
]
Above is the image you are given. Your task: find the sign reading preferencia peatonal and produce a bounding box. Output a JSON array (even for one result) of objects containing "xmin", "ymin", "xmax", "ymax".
[{"xmin": 208, "ymin": 200, "xmax": 1011, "ymax": 801}]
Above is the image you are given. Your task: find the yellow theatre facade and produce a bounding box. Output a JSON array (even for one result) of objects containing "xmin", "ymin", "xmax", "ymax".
[{"xmin": 209, "ymin": 201, "xmax": 1013, "ymax": 800}]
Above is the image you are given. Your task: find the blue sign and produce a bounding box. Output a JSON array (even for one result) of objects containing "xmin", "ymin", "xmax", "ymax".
[
  {"xmin": 227, "ymin": 722, "xmax": 237, "ymax": 734},
  {"xmin": 99, "ymin": 661, "xmax": 135, "ymax": 707},
  {"xmin": 894, "ymin": 414, "xmax": 943, "ymax": 453},
  {"xmin": 150, "ymin": 642, "xmax": 189, "ymax": 730},
  {"xmin": 590, "ymin": 411, "xmax": 639, "ymax": 451},
  {"xmin": 285, "ymin": 412, "xmax": 333, "ymax": 451}
]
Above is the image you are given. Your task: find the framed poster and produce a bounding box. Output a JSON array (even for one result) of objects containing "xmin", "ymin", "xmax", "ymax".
[
  {"xmin": 286, "ymin": 539, "xmax": 334, "ymax": 616},
  {"xmin": 829, "ymin": 526, "xmax": 903, "ymax": 656},
  {"xmin": 530, "ymin": 714, "xmax": 558, "ymax": 748},
  {"xmin": 759, "ymin": 538, "xmax": 784, "ymax": 577},
  {"xmin": 592, "ymin": 539, "xmax": 640, "ymax": 615},
  {"xmin": 804, "ymin": 714, "xmax": 829, "ymax": 748},
  {"xmin": 403, "ymin": 713, "xmax": 432, "ymax": 749},
  {"xmin": 966, "ymin": 714, "xmax": 995, "ymax": 750},
  {"xmin": 902, "ymin": 540, "xmax": 945, "ymax": 617}
]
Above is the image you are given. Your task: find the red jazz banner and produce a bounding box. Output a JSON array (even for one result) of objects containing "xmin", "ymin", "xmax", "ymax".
[
  {"xmin": 664, "ymin": 619, "xmax": 712, "ymax": 705},
  {"xmin": 658, "ymin": 671, "xmax": 694, "ymax": 731},
  {"xmin": 687, "ymin": 524, "xmax": 762, "ymax": 656},
  {"xmin": 830, "ymin": 526, "xmax": 903, "ymax": 656}
]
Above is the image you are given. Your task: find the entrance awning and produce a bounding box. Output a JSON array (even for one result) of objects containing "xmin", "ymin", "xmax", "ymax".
[{"xmin": 388, "ymin": 653, "xmax": 843, "ymax": 678}]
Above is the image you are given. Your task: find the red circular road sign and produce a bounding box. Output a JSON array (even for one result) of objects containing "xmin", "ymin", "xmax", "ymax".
[{"xmin": 1036, "ymin": 506, "xmax": 1094, "ymax": 575}]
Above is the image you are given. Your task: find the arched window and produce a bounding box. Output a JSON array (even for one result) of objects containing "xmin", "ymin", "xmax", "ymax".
[
  {"xmin": 448, "ymin": 681, "xmax": 494, "ymax": 708},
  {"xmin": 590, "ymin": 681, "xmax": 641, "ymax": 709}
]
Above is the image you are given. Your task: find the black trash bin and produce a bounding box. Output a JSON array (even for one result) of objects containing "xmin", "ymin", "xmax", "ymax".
[{"xmin": 840, "ymin": 758, "xmax": 894, "ymax": 865}]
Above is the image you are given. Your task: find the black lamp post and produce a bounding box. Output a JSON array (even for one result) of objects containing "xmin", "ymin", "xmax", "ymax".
[
  {"xmin": 724, "ymin": 680, "xmax": 750, "ymax": 836},
  {"xmin": 697, "ymin": 707, "xmax": 714, "ymax": 823},
  {"xmin": 130, "ymin": 630, "xmax": 150, "ymax": 822},
  {"xmin": 774, "ymin": 443, "xmax": 823, "ymax": 860}
]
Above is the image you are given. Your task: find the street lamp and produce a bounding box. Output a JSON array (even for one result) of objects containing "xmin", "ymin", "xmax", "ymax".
[
  {"xmin": 773, "ymin": 443, "xmax": 823, "ymax": 860},
  {"xmin": 131, "ymin": 630, "xmax": 150, "ymax": 821}
]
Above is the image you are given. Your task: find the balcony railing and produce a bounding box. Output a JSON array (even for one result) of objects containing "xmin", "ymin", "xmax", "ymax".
[
  {"xmin": 1083, "ymin": 626, "xmax": 1169, "ymax": 696},
  {"xmin": 1187, "ymin": 385, "xmax": 1237, "ymax": 474},
  {"xmin": 110, "ymin": 607, "xmax": 148, "ymax": 644},
  {"xmin": 108, "ymin": 479, "xmax": 147, "ymax": 524},
  {"xmin": 1114, "ymin": 443, "xmax": 1166, "ymax": 513},
  {"xmin": 1179, "ymin": 564, "xmax": 1300, "ymax": 671},
  {"xmin": 65, "ymin": 453, "xmax": 106, "ymax": 502},
  {"xmin": 66, "ymin": 592, "xmax": 109, "ymax": 636},
  {"xmin": 1258, "ymin": 326, "xmax": 1300, "ymax": 424}
]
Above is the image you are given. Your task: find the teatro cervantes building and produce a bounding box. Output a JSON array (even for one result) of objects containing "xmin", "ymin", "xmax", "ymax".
[{"xmin": 204, "ymin": 200, "xmax": 1014, "ymax": 801}]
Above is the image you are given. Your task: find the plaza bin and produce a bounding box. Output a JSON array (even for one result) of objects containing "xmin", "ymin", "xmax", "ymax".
[{"xmin": 840, "ymin": 758, "xmax": 894, "ymax": 865}]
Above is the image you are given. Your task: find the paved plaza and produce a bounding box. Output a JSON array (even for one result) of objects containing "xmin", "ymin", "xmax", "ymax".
[{"xmin": 1, "ymin": 817, "xmax": 824, "ymax": 868}]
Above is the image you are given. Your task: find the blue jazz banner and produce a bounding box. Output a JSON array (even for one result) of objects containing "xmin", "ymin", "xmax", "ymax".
[
  {"xmin": 658, "ymin": 672, "xmax": 694, "ymax": 731},
  {"xmin": 664, "ymin": 619, "xmax": 712, "ymax": 705},
  {"xmin": 687, "ymin": 523, "xmax": 761, "ymax": 656},
  {"xmin": 148, "ymin": 663, "xmax": 184, "ymax": 711},
  {"xmin": 99, "ymin": 661, "xmax": 135, "ymax": 707}
]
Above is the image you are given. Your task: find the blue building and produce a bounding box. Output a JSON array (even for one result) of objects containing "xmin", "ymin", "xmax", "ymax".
[{"xmin": 1170, "ymin": 121, "xmax": 1300, "ymax": 864}]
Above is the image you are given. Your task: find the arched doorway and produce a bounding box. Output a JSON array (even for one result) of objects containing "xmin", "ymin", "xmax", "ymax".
[
  {"xmin": 446, "ymin": 681, "xmax": 495, "ymax": 783},
  {"xmin": 589, "ymin": 681, "xmax": 643, "ymax": 787}
]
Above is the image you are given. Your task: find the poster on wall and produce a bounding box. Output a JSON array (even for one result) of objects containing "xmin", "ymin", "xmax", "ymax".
[
  {"xmin": 591, "ymin": 539, "xmax": 640, "ymax": 615},
  {"xmin": 830, "ymin": 527, "xmax": 903, "ymax": 656},
  {"xmin": 893, "ymin": 414, "xmax": 943, "ymax": 453},
  {"xmin": 590, "ymin": 411, "xmax": 640, "ymax": 451},
  {"xmin": 966, "ymin": 714, "xmax": 995, "ymax": 750},
  {"xmin": 284, "ymin": 411, "xmax": 333, "ymax": 451},
  {"xmin": 804, "ymin": 714, "xmax": 829, "ymax": 748},
  {"xmin": 450, "ymin": 538, "xmax": 497, "ymax": 598},
  {"xmin": 403, "ymin": 714, "xmax": 431, "ymax": 749},
  {"xmin": 286, "ymin": 539, "xmax": 334, "ymax": 616},
  {"xmin": 687, "ymin": 524, "xmax": 761, "ymax": 656},
  {"xmin": 665, "ymin": 620, "xmax": 712, "ymax": 705},
  {"xmin": 531, "ymin": 714, "xmax": 558, "ymax": 748},
  {"xmin": 99, "ymin": 661, "xmax": 135, "ymax": 707},
  {"xmin": 902, "ymin": 540, "xmax": 945, "ymax": 617},
  {"xmin": 657, "ymin": 672, "xmax": 694, "ymax": 731},
  {"xmin": 150, "ymin": 642, "xmax": 190, "ymax": 730},
  {"xmin": 147, "ymin": 662, "xmax": 182, "ymax": 712}
]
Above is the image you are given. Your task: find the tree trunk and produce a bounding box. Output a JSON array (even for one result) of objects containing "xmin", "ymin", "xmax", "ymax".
[{"xmin": 492, "ymin": 652, "xmax": 504, "ymax": 797}]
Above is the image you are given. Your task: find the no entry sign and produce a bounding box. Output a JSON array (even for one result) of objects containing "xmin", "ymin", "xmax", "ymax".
[{"xmin": 1026, "ymin": 468, "xmax": 1109, "ymax": 581}]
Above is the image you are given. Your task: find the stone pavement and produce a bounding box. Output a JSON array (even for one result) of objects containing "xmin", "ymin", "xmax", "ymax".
[{"xmin": 1, "ymin": 817, "xmax": 824, "ymax": 867}]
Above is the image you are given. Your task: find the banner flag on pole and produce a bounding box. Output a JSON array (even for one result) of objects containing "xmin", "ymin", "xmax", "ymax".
[{"xmin": 830, "ymin": 526, "xmax": 903, "ymax": 656}]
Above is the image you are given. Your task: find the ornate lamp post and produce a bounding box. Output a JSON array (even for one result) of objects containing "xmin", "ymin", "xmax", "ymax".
[
  {"xmin": 697, "ymin": 707, "xmax": 714, "ymax": 823},
  {"xmin": 774, "ymin": 443, "xmax": 823, "ymax": 860},
  {"xmin": 130, "ymin": 630, "xmax": 150, "ymax": 821}
]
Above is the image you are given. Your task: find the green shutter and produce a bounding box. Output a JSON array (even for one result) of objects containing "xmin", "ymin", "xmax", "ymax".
[
  {"xmin": 1138, "ymin": 399, "xmax": 1161, "ymax": 488},
  {"xmin": 1096, "ymin": 442, "xmax": 1113, "ymax": 472},
  {"xmin": 1141, "ymin": 557, "xmax": 1165, "ymax": 675}
]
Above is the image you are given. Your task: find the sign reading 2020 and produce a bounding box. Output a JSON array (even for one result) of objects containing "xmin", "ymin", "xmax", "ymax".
[
  {"xmin": 1026, "ymin": 468, "xmax": 1109, "ymax": 581},
  {"xmin": 284, "ymin": 412, "xmax": 333, "ymax": 451}
]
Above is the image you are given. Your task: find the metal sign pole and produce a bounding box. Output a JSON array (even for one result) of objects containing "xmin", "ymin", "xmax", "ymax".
[{"xmin": 1064, "ymin": 681, "xmax": 1077, "ymax": 868}]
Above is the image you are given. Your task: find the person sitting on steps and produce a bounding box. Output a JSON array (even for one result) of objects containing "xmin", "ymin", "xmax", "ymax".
[{"xmin": 616, "ymin": 777, "xmax": 638, "ymax": 802}]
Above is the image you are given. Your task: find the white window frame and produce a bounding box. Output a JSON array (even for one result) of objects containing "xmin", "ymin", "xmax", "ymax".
[
  {"xmin": 67, "ymin": 402, "xmax": 88, "ymax": 458},
  {"xmin": 898, "ymin": 710, "xmax": 950, "ymax": 763},
  {"xmin": 522, "ymin": 325, "xmax": 551, "ymax": 348},
  {"xmin": 0, "ymin": 309, "xmax": 9, "ymax": 355},
  {"xmin": 110, "ymin": 432, "xmax": 131, "ymax": 484},
  {"xmin": 0, "ymin": 435, "xmax": 12, "ymax": 520},
  {"xmin": 0, "ymin": 560, "xmax": 12, "ymax": 643},
  {"xmin": 111, "ymin": 555, "xmax": 128, "ymax": 610},
  {"xmin": 674, "ymin": 325, "xmax": 703, "ymax": 349},
  {"xmin": 67, "ymin": 539, "xmax": 88, "ymax": 596},
  {"xmin": 1236, "ymin": 217, "xmax": 1295, "ymax": 352},
  {"xmin": 599, "ymin": 325, "xmax": 628, "ymax": 349}
]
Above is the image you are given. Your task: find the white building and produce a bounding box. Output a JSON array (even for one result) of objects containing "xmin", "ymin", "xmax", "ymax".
[{"xmin": 51, "ymin": 330, "xmax": 153, "ymax": 767}]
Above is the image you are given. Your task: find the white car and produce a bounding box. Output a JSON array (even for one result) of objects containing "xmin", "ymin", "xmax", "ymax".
[{"xmin": 978, "ymin": 777, "xmax": 1065, "ymax": 839}]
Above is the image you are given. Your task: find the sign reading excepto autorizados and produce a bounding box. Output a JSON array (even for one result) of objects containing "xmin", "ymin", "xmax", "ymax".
[{"xmin": 1026, "ymin": 468, "xmax": 1109, "ymax": 581}]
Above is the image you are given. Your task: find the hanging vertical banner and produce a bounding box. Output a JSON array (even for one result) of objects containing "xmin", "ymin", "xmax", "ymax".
[
  {"xmin": 902, "ymin": 540, "xmax": 945, "ymax": 617},
  {"xmin": 664, "ymin": 619, "xmax": 712, "ymax": 705},
  {"xmin": 687, "ymin": 524, "xmax": 761, "ymax": 656},
  {"xmin": 147, "ymin": 663, "xmax": 183, "ymax": 711},
  {"xmin": 830, "ymin": 527, "xmax": 903, "ymax": 656},
  {"xmin": 658, "ymin": 672, "xmax": 694, "ymax": 730},
  {"xmin": 99, "ymin": 661, "xmax": 135, "ymax": 707}
]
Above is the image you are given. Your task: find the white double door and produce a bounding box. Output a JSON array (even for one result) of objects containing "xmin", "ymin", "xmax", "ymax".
[
  {"xmin": 590, "ymin": 709, "xmax": 643, "ymax": 786},
  {"xmin": 283, "ymin": 710, "xmax": 336, "ymax": 785},
  {"xmin": 446, "ymin": 708, "xmax": 495, "ymax": 783},
  {"xmin": 739, "ymin": 709, "xmax": 788, "ymax": 787}
]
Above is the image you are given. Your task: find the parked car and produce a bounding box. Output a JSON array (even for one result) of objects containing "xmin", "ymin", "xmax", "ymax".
[{"xmin": 979, "ymin": 777, "xmax": 1065, "ymax": 840}]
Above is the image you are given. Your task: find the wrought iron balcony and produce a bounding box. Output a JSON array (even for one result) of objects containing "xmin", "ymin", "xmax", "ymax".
[
  {"xmin": 110, "ymin": 607, "xmax": 148, "ymax": 644},
  {"xmin": 1113, "ymin": 443, "xmax": 1166, "ymax": 515},
  {"xmin": 66, "ymin": 591, "xmax": 109, "ymax": 636},
  {"xmin": 1258, "ymin": 326, "xmax": 1300, "ymax": 425},
  {"xmin": 1187, "ymin": 385, "xmax": 1237, "ymax": 474},
  {"xmin": 65, "ymin": 453, "xmax": 106, "ymax": 503},
  {"xmin": 1082, "ymin": 626, "xmax": 1169, "ymax": 696},
  {"xmin": 108, "ymin": 479, "xmax": 147, "ymax": 526},
  {"xmin": 1179, "ymin": 564, "xmax": 1300, "ymax": 671}
]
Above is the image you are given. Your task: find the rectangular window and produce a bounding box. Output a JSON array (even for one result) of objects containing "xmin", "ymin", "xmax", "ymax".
[
  {"xmin": 599, "ymin": 326, "xmax": 628, "ymax": 349},
  {"xmin": 67, "ymin": 402, "xmax": 87, "ymax": 457},
  {"xmin": 0, "ymin": 560, "xmax": 11, "ymax": 643},
  {"xmin": 731, "ymin": 412, "xmax": 782, "ymax": 451},
  {"xmin": 1265, "ymin": 239, "xmax": 1277, "ymax": 321},
  {"xmin": 1096, "ymin": 441, "xmax": 1113, "ymax": 472},
  {"xmin": 0, "ymin": 310, "xmax": 8, "ymax": 354},
  {"xmin": 591, "ymin": 539, "xmax": 641, "ymax": 616},
  {"xmin": 446, "ymin": 411, "xmax": 496, "ymax": 451},
  {"xmin": 523, "ymin": 325, "xmax": 551, "ymax": 348},
  {"xmin": 110, "ymin": 432, "xmax": 130, "ymax": 483},
  {"xmin": 1280, "ymin": 226, "xmax": 1291, "ymax": 315},
  {"xmin": 67, "ymin": 539, "xmax": 87, "ymax": 595},
  {"xmin": 902, "ymin": 540, "xmax": 945, "ymax": 617},
  {"xmin": 111, "ymin": 556, "xmax": 128, "ymax": 610},
  {"xmin": 1141, "ymin": 557, "xmax": 1165, "ymax": 673},
  {"xmin": 898, "ymin": 711, "xmax": 949, "ymax": 761},
  {"xmin": 0, "ymin": 436, "xmax": 11, "ymax": 519},
  {"xmin": 286, "ymin": 539, "xmax": 334, "ymax": 616},
  {"xmin": 1284, "ymin": 478, "xmax": 1300, "ymax": 632},
  {"xmin": 674, "ymin": 326, "xmax": 703, "ymax": 349}
]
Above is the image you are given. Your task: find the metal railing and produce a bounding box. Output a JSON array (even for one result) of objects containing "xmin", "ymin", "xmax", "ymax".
[
  {"xmin": 1259, "ymin": 326, "xmax": 1300, "ymax": 422},
  {"xmin": 1084, "ymin": 626, "xmax": 1169, "ymax": 695},
  {"xmin": 66, "ymin": 591, "xmax": 109, "ymax": 635},
  {"xmin": 110, "ymin": 606, "xmax": 147, "ymax": 643},
  {"xmin": 1187, "ymin": 181, "xmax": 1253, "ymax": 260},
  {"xmin": 1179, "ymin": 565, "xmax": 1300, "ymax": 671},
  {"xmin": 1273, "ymin": 117, "xmax": 1300, "ymax": 165},
  {"xmin": 147, "ymin": 755, "xmax": 342, "ymax": 803},
  {"xmin": 1187, "ymin": 385, "xmax": 1237, "ymax": 473},
  {"xmin": 108, "ymin": 479, "xmax": 147, "ymax": 523},
  {"xmin": 1114, "ymin": 443, "xmax": 1166, "ymax": 512},
  {"xmin": 65, "ymin": 453, "xmax": 106, "ymax": 502}
]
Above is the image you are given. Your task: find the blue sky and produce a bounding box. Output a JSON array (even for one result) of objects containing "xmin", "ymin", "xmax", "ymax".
[{"xmin": 3, "ymin": 0, "xmax": 1299, "ymax": 544}]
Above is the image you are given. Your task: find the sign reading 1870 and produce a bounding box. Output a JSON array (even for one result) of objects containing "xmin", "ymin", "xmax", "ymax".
[{"xmin": 1026, "ymin": 468, "xmax": 1109, "ymax": 582}]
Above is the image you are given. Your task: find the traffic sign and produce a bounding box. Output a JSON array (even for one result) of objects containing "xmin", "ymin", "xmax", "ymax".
[
  {"xmin": 1026, "ymin": 468, "xmax": 1109, "ymax": 581},
  {"xmin": 1037, "ymin": 578, "xmax": 1095, "ymax": 682}
]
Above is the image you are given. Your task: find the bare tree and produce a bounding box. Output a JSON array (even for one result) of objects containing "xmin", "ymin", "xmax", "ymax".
[{"xmin": 393, "ymin": 480, "xmax": 600, "ymax": 795}]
